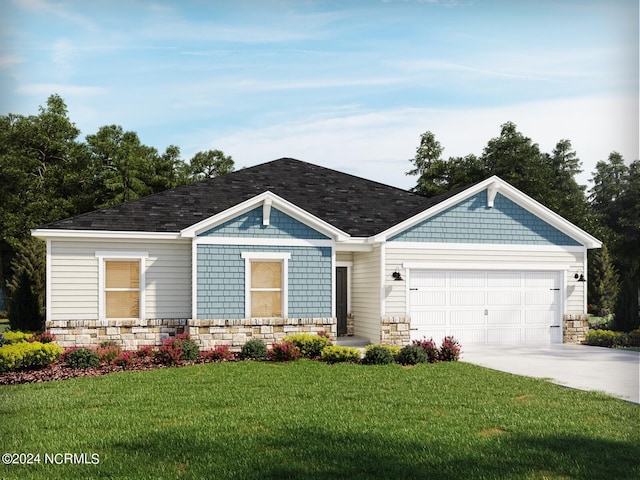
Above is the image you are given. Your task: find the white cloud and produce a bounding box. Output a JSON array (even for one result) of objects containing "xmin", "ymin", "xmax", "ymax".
[
  {"xmin": 193, "ymin": 94, "xmax": 638, "ymax": 190},
  {"xmin": 16, "ymin": 83, "xmax": 108, "ymax": 97},
  {"xmin": 0, "ymin": 55, "xmax": 23, "ymax": 69}
]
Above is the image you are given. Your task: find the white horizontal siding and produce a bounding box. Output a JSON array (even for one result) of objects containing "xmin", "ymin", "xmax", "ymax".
[
  {"xmin": 385, "ymin": 246, "xmax": 586, "ymax": 317},
  {"xmin": 352, "ymin": 246, "xmax": 381, "ymax": 343},
  {"xmin": 50, "ymin": 239, "xmax": 192, "ymax": 320}
]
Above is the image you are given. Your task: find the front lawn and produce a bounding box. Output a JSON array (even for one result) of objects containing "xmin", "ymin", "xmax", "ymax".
[{"xmin": 1, "ymin": 361, "xmax": 638, "ymax": 479}]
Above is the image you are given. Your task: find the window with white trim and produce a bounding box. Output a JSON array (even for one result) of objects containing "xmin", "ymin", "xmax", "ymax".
[
  {"xmin": 242, "ymin": 252, "xmax": 290, "ymax": 318},
  {"xmin": 96, "ymin": 251, "xmax": 148, "ymax": 320},
  {"xmin": 105, "ymin": 261, "xmax": 141, "ymax": 318}
]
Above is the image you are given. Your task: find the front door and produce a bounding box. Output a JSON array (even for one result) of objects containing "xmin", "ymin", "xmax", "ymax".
[{"xmin": 336, "ymin": 267, "xmax": 348, "ymax": 336}]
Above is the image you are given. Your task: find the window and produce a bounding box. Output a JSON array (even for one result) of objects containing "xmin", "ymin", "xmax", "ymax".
[
  {"xmin": 242, "ymin": 252, "xmax": 290, "ymax": 318},
  {"xmin": 96, "ymin": 251, "xmax": 147, "ymax": 321},
  {"xmin": 250, "ymin": 261, "xmax": 283, "ymax": 317},
  {"xmin": 105, "ymin": 261, "xmax": 140, "ymax": 318}
]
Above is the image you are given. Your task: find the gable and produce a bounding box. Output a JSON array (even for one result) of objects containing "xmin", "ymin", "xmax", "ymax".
[
  {"xmin": 198, "ymin": 206, "xmax": 331, "ymax": 240},
  {"xmin": 389, "ymin": 191, "xmax": 581, "ymax": 246}
]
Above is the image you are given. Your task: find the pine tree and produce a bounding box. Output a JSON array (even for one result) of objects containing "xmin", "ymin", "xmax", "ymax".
[{"xmin": 588, "ymin": 244, "xmax": 619, "ymax": 316}]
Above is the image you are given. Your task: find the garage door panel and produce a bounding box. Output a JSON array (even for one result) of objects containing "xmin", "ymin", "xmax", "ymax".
[
  {"xmin": 487, "ymin": 272, "xmax": 521, "ymax": 287},
  {"xmin": 412, "ymin": 311, "xmax": 447, "ymax": 326},
  {"xmin": 450, "ymin": 310, "xmax": 485, "ymax": 325},
  {"xmin": 525, "ymin": 290, "xmax": 557, "ymax": 307},
  {"xmin": 525, "ymin": 310, "xmax": 555, "ymax": 325},
  {"xmin": 412, "ymin": 271, "xmax": 446, "ymax": 287},
  {"xmin": 525, "ymin": 272, "xmax": 557, "ymax": 287},
  {"xmin": 411, "ymin": 329, "xmax": 447, "ymax": 342},
  {"xmin": 487, "ymin": 328, "xmax": 521, "ymax": 344},
  {"xmin": 411, "ymin": 291, "xmax": 446, "ymax": 306},
  {"xmin": 487, "ymin": 291, "xmax": 521, "ymax": 306},
  {"xmin": 451, "ymin": 291, "xmax": 484, "ymax": 306},
  {"xmin": 450, "ymin": 329, "xmax": 486, "ymax": 344},
  {"xmin": 450, "ymin": 272, "xmax": 485, "ymax": 287},
  {"xmin": 487, "ymin": 310, "xmax": 521, "ymax": 325},
  {"xmin": 409, "ymin": 270, "xmax": 561, "ymax": 345}
]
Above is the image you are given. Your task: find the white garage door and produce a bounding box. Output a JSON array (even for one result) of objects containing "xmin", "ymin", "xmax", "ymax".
[{"xmin": 409, "ymin": 270, "xmax": 562, "ymax": 344}]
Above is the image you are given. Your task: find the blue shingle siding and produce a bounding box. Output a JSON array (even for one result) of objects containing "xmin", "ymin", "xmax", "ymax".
[
  {"xmin": 197, "ymin": 244, "xmax": 332, "ymax": 319},
  {"xmin": 389, "ymin": 192, "xmax": 581, "ymax": 246},
  {"xmin": 199, "ymin": 207, "xmax": 330, "ymax": 240}
]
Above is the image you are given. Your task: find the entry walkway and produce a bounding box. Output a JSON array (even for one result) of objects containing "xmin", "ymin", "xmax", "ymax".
[{"xmin": 461, "ymin": 344, "xmax": 640, "ymax": 404}]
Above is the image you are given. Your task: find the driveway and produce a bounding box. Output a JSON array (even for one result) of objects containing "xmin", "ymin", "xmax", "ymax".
[{"xmin": 461, "ymin": 344, "xmax": 640, "ymax": 404}]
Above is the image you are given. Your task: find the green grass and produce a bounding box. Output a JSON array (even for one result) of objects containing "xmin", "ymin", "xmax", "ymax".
[
  {"xmin": 1, "ymin": 361, "xmax": 638, "ymax": 480},
  {"xmin": 0, "ymin": 318, "xmax": 9, "ymax": 333}
]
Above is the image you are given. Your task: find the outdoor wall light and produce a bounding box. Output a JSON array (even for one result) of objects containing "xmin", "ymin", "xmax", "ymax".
[
  {"xmin": 574, "ymin": 272, "xmax": 586, "ymax": 282},
  {"xmin": 392, "ymin": 269, "xmax": 404, "ymax": 281}
]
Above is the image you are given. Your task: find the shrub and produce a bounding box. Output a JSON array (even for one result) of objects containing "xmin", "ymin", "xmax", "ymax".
[
  {"xmin": 135, "ymin": 345, "xmax": 156, "ymax": 359},
  {"xmin": 412, "ymin": 337, "xmax": 440, "ymax": 363},
  {"xmin": 156, "ymin": 342, "xmax": 183, "ymax": 366},
  {"xmin": 0, "ymin": 334, "xmax": 4, "ymax": 347},
  {"xmin": 628, "ymin": 329, "xmax": 640, "ymax": 347},
  {"xmin": 96, "ymin": 344, "xmax": 122, "ymax": 365},
  {"xmin": 268, "ymin": 340, "xmax": 301, "ymax": 362},
  {"xmin": 320, "ymin": 345, "xmax": 362, "ymax": 364},
  {"xmin": 362, "ymin": 345, "xmax": 394, "ymax": 365},
  {"xmin": 174, "ymin": 333, "xmax": 200, "ymax": 361},
  {"xmin": 0, "ymin": 341, "xmax": 63, "ymax": 372},
  {"xmin": 439, "ymin": 336, "xmax": 461, "ymax": 362},
  {"xmin": 396, "ymin": 344, "xmax": 427, "ymax": 365},
  {"xmin": 99, "ymin": 340, "xmax": 119, "ymax": 348},
  {"xmin": 155, "ymin": 333, "xmax": 200, "ymax": 365},
  {"xmin": 64, "ymin": 348, "xmax": 100, "ymax": 369},
  {"xmin": 28, "ymin": 331, "xmax": 56, "ymax": 344},
  {"xmin": 283, "ymin": 333, "xmax": 332, "ymax": 358},
  {"xmin": 115, "ymin": 350, "xmax": 136, "ymax": 369},
  {"xmin": 2, "ymin": 331, "xmax": 34, "ymax": 344},
  {"xmin": 201, "ymin": 345, "xmax": 235, "ymax": 362},
  {"xmin": 240, "ymin": 338, "xmax": 268, "ymax": 360},
  {"xmin": 583, "ymin": 329, "xmax": 626, "ymax": 348},
  {"xmin": 589, "ymin": 314, "xmax": 614, "ymax": 330}
]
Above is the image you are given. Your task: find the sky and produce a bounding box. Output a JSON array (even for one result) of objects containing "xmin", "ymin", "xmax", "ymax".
[{"xmin": 1, "ymin": 0, "xmax": 638, "ymax": 190}]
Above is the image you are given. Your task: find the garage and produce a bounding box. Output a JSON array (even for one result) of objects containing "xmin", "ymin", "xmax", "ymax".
[{"xmin": 408, "ymin": 270, "xmax": 562, "ymax": 345}]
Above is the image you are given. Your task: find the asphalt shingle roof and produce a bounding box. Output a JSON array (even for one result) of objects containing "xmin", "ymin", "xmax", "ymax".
[{"xmin": 39, "ymin": 158, "xmax": 463, "ymax": 237}]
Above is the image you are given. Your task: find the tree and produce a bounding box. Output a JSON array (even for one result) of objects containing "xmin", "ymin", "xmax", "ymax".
[
  {"xmin": 588, "ymin": 243, "xmax": 619, "ymax": 316},
  {"xmin": 86, "ymin": 125, "xmax": 157, "ymax": 206},
  {"xmin": 545, "ymin": 139, "xmax": 591, "ymax": 229},
  {"xmin": 189, "ymin": 149, "xmax": 234, "ymax": 181},
  {"xmin": 614, "ymin": 276, "xmax": 640, "ymax": 332},
  {"xmin": 7, "ymin": 238, "xmax": 46, "ymax": 331},
  {"xmin": 148, "ymin": 145, "xmax": 191, "ymax": 192},
  {"xmin": 0, "ymin": 95, "xmax": 85, "ymax": 309},
  {"xmin": 589, "ymin": 154, "xmax": 639, "ymax": 331},
  {"xmin": 406, "ymin": 123, "xmax": 592, "ymax": 230},
  {"xmin": 480, "ymin": 121, "xmax": 553, "ymax": 202}
]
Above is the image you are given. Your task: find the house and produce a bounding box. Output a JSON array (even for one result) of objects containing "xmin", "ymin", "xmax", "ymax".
[{"xmin": 32, "ymin": 158, "xmax": 600, "ymax": 349}]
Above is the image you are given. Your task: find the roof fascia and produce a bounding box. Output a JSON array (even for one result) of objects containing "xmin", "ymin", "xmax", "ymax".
[
  {"xmin": 31, "ymin": 229, "xmax": 183, "ymax": 241},
  {"xmin": 372, "ymin": 176, "xmax": 602, "ymax": 249},
  {"xmin": 180, "ymin": 191, "xmax": 350, "ymax": 241}
]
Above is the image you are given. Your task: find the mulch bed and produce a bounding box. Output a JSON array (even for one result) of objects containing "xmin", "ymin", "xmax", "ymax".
[{"xmin": 0, "ymin": 358, "xmax": 223, "ymax": 385}]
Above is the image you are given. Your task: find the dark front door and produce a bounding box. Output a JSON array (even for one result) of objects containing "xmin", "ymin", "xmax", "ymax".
[{"xmin": 336, "ymin": 267, "xmax": 348, "ymax": 336}]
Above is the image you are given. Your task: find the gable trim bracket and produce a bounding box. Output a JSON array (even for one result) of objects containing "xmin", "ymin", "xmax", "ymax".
[
  {"xmin": 487, "ymin": 181, "xmax": 499, "ymax": 208},
  {"xmin": 263, "ymin": 197, "xmax": 272, "ymax": 226}
]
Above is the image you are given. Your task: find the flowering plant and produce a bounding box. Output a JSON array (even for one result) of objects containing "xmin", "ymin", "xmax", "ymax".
[
  {"xmin": 439, "ymin": 336, "xmax": 461, "ymax": 362},
  {"xmin": 268, "ymin": 340, "xmax": 301, "ymax": 362},
  {"xmin": 412, "ymin": 337, "xmax": 440, "ymax": 363}
]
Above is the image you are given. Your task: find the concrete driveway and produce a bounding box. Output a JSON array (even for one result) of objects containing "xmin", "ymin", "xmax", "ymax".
[{"xmin": 461, "ymin": 344, "xmax": 640, "ymax": 404}]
